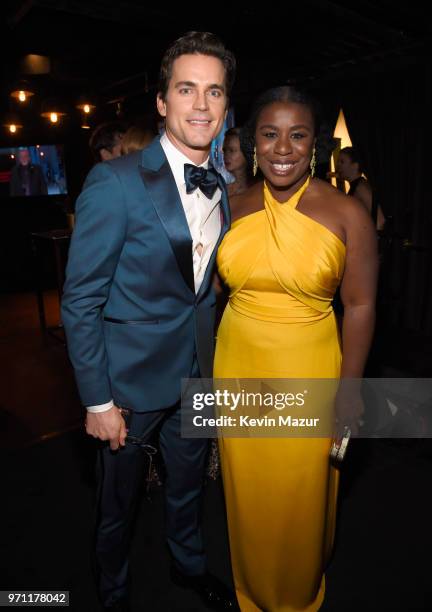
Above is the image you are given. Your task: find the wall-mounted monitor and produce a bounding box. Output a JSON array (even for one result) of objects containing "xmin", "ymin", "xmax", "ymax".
[{"xmin": 0, "ymin": 144, "xmax": 67, "ymax": 197}]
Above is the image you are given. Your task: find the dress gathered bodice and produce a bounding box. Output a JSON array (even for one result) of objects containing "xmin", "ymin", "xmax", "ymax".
[{"xmin": 217, "ymin": 177, "xmax": 345, "ymax": 324}]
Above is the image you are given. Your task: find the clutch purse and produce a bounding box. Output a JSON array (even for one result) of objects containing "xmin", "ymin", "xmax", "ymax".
[{"xmin": 330, "ymin": 426, "xmax": 351, "ymax": 462}]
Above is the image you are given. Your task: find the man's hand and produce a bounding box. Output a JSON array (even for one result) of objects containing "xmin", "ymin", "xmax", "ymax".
[{"xmin": 85, "ymin": 406, "xmax": 127, "ymax": 450}]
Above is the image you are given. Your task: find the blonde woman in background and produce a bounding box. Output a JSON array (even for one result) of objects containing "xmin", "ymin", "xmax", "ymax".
[{"xmin": 121, "ymin": 124, "xmax": 155, "ymax": 155}]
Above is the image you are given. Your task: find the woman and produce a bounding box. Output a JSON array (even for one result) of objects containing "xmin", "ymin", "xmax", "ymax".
[
  {"xmin": 214, "ymin": 87, "xmax": 378, "ymax": 611},
  {"xmin": 121, "ymin": 124, "xmax": 155, "ymax": 155},
  {"xmin": 223, "ymin": 127, "xmax": 254, "ymax": 196},
  {"xmin": 336, "ymin": 147, "xmax": 386, "ymax": 230}
]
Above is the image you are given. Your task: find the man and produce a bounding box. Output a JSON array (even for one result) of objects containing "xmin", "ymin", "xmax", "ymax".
[
  {"xmin": 61, "ymin": 32, "xmax": 236, "ymax": 611},
  {"xmin": 89, "ymin": 121, "xmax": 126, "ymax": 162},
  {"xmin": 9, "ymin": 148, "xmax": 47, "ymax": 196}
]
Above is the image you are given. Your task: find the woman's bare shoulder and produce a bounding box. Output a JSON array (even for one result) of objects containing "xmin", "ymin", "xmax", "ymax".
[
  {"xmin": 354, "ymin": 178, "xmax": 372, "ymax": 198},
  {"xmin": 307, "ymin": 178, "xmax": 374, "ymax": 238},
  {"xmin": 310, "ymin": 178, "xmax": 366, "ymax": 215}
]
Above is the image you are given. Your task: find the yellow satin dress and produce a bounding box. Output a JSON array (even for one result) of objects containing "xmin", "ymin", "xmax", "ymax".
[{"xmin": 214, "ymin": 177, "xmax": 346, "ymax": 612}]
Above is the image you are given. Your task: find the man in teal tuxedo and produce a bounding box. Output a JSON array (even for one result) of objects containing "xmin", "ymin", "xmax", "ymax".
[{"xmin": 62, "ymin": 32, "xmax": 236, "ymax": 611}]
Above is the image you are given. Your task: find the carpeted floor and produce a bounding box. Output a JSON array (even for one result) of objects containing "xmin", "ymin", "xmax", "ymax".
[{"xmin": 2, "ymin": 292, "xmax": 432, "ymax": 611}]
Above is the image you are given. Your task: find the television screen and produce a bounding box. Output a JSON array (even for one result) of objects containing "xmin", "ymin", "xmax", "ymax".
[{"xmin": 0, "ymin": 144, "xmax": 67, "ymax": 197}]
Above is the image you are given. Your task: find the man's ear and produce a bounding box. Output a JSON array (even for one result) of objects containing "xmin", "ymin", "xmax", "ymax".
[{"xmin": 156, "ymin": 93, "xmax": 167, "ymax": 118}]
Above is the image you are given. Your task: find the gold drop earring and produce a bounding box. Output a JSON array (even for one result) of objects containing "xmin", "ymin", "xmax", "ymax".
[
  {"xmin": 253, "ymin": 146, "xmax": 258, "ymax": 177},
  {"xmin": 310, "ymin": 147, "xmax": 316, "ymax": 178}
]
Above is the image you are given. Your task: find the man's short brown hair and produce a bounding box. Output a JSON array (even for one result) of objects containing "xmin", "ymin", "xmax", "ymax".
[{"xmin": 158, "ymin": 31, "xmax": 236, "ymax": 101}]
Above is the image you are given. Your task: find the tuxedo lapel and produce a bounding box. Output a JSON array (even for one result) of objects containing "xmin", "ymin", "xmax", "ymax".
[
  {"xmin": 218, "ymin": 176, "xmax": 231, "ymax": 235},
  {"xmin": 139, "ymin": 139, "xmax": 195, "ymax": 293}
]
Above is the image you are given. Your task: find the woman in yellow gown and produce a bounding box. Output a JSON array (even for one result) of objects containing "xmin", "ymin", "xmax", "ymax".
[{"xmin": 214, "ymin": 87, "xmax": 378, "ymax": 611}]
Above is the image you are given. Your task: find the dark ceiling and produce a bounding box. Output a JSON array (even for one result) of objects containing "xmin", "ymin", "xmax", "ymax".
[{"xmin": 1, "ymin": 0, "xmax": 431, "ymax": 123}]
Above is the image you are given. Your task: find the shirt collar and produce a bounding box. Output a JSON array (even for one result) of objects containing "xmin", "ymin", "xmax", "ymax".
[{"xmin": 160, "ymin": 132, "xmax": 209, "ymax": 189}]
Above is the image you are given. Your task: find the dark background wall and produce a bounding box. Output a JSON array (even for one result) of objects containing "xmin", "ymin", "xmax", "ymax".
[{"xmin": 1, "ymin": 1, "xmax": 431, "ymax": 334}]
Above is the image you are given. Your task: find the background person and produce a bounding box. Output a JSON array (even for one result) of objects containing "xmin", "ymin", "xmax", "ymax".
[
  {"xmin": 89, "ymin": 121, "xmax": 126, "ymax": 163},
  {"xmin": 121, "ymin": 123, "xmax": 155, "ymax": 155},
  {"xmin": 222, "ymin": 127, "xmax": 254, "ymax": 196},
  {"xmin": 9, "ymin": 148, "xmax": 47, "ymax": 196},
  {"xmin": 336, "ymin": 146, "xmax": 386, "ymax": 230}
]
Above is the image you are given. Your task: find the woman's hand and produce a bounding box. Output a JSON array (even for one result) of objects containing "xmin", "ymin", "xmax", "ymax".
[{"xmin": 334, "ymin": 380, "xmax": 364, "ymax": 439}]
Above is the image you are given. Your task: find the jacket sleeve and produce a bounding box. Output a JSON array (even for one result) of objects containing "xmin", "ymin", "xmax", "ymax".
[{"xmin": 61, "ymin": 162, "xmax": 127, "ymax": 406}]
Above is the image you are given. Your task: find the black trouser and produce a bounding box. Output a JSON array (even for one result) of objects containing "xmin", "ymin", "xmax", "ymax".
[{"xmin": 94, "ymin": 367, "xmax": 209, "ymax": 606}]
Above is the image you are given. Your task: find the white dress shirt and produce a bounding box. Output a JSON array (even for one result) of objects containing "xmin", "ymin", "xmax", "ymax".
[{"xmin": 87, "ymin": 133, "xmax": 222, "ymax": 413}]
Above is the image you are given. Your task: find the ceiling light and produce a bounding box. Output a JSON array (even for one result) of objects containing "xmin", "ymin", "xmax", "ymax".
[
  {"xmin": 10, "ymin": 81, "xmax": 35, "ymax": 102},
  {"xmin": 3, "ymin": 113, "xmax": 23, "ymax": 132},
  {"xmin": 40, "ymin": 99, "xmax": 67, "ymax": 124},
  {"xmin": 76, "ymin": 100, "xmax": 96, "ymax": 114}
]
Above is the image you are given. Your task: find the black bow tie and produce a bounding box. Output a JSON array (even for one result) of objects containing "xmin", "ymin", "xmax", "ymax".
[{"xmin": 184, "ymin": 163, "xmax": 219, "ymax": 200}]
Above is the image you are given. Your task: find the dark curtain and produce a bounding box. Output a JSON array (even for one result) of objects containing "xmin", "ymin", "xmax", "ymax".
[
  {"xmin": 340, "ymin": 57, "xmax": 432, "ymax": 335},
  {"xmin": 315, "ymin": 102, "xmax": 340, "ymax": 180}
]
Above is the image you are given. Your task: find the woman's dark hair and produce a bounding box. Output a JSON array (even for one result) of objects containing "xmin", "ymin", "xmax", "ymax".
[
  {"xmin": 339, "ymin": 147, "xmax": 363, "ymax": 173},
  {"xmin": 224, "ymin": 126, "xmax": 252, "ymax": 178},
  {"xmin": 240, "ymin": 86, "xmax": 321, "ymax": 173},
  {"xmin": 158, "ymin": 31, "xmax": 236, "ymax": 101},
  {"xmin": 224, "ymin": 127, "xmax": 241, "ymax": 140},
  {"xmin": 224, "ymin": 127, "xmax": 253, "ymax": 179}
]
